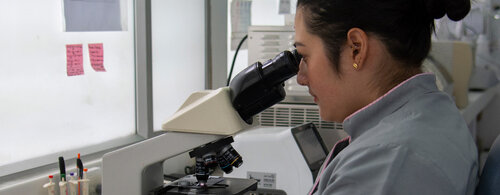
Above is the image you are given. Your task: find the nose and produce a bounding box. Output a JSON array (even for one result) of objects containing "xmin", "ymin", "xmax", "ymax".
[{"xmin": 296, "ymin": 59, "xmax": 308, "ymax": 86}]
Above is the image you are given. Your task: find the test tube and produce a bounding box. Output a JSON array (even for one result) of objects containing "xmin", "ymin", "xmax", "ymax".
[
  {"xmin": 81, "ymin": 168, "xmax": 90, "ymax": 195},
  {"xmin": 59, "ymin": 173, "xmax": 68, "ymax": 195},
  {"xmin": 69, "ymin": 172, "xmax": 78, "ymax": 195},
  {"xmin": 42, "ymin": 175, "xmax": 56, "ymax": 195}
]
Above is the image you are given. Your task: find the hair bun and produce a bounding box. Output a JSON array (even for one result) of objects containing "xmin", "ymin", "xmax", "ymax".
[{"xmin": 425, "ymin": 0, "xmax": 470, "ymax": 21}]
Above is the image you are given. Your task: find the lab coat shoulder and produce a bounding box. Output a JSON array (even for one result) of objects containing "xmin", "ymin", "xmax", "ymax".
[{"xmin": 320, "ymin": 143, "xmax": 458, "ymax": 195}]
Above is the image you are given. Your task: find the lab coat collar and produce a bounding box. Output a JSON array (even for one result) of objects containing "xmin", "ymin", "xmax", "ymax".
[{"xmin": 342, "ymin": 73, "xmax": 438, "ymax": 139}]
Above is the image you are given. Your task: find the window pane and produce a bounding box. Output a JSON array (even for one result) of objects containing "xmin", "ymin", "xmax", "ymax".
[
  {"xmin": 0, "ymin": 0, "xmax": 135, "ymax": 167},
  {"xmin": 152, "ymin": 0, "xmax": 206, "ymax": 131}
]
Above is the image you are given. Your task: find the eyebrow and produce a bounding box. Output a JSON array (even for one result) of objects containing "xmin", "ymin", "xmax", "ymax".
[{"xmin": 293, "ymin": 42, "xmax": 305, "ymax": 48}]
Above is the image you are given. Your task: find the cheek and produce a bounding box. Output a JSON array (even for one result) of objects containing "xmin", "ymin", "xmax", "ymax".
[{"xmin": 313, "ymin": 73, "xmax": 347, "ymax": 122}]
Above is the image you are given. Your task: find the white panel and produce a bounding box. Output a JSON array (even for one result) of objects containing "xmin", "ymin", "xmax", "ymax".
[
  {"xmin": 251, "ymin": 0, "xmax": 285, "ymax": 26},
  {"xmin": 152, "ymin": 0, "xmax": 206, "ymax": 130},
  {"xmin": 227, "ymin": 0, "xmax": 288, "ymax": 80},
  {"xmin": 0, "ymin": 0, "xmax": 135, "ymax": 167}
]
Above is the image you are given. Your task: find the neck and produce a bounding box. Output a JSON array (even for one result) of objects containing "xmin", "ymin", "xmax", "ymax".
[
  {"xmin": 378, "ymin": 65, "xmax": 422, "ymax": 96},
  {"xmin": 358, "ymin": 59, "xmax": 422, "ymax": 111}
]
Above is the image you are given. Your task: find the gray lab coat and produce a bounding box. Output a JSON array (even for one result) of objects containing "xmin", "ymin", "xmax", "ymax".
[{"xmin": 313, "ymin": 73, "xmax": 478, "ymax": 195}]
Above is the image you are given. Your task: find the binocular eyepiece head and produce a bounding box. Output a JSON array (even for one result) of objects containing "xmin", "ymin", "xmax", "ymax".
[{"xmin": 229, "ymin": 49, "xmax": 302, "ymax": 124}]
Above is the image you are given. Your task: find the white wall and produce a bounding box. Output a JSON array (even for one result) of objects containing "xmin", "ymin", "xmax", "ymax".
[
  {"xmin": 0, "ymin": 0, "xmax": 135, "ymax": 169},
  {"xmin": 152, "ymin": 0, "xmax": 207, "ymax": 131}
]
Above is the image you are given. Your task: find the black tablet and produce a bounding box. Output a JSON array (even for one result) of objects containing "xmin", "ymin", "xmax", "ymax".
[{"xmin": 291, "ymin": 123, "xmax": 329, "ymax": 180}]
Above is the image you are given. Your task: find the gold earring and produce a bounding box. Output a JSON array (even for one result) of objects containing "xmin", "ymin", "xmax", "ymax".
[{"xmin": 353, "ymin": 63, "xmax": 358, "ymax": 69}]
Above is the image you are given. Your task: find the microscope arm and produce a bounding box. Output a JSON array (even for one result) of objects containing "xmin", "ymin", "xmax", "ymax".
[{"xmin": 102, "ymin": 132, "xmax": 223, "ymax": 195}]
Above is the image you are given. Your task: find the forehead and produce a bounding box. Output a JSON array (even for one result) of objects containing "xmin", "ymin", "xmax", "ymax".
[{"xmin": 294, "ymin": 9, "xmax": 309, "ymax": 45}]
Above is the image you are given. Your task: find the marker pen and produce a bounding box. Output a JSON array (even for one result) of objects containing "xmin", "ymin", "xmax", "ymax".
[
  {"xmin": 77, "ymin": 153, "xmax": 83, "ymax": 179},
  {"xmin": 76, "ymin": 153, "xmax": 83, "ymax": 195},
  {"xmin": 59, "ymin": 156, "xmax": 66, "ymax": 181}
]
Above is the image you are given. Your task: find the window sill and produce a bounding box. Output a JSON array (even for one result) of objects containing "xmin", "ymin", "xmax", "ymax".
[{"xmin": 0, "ymin": 134, "xmax": 144, "ymax": 190}]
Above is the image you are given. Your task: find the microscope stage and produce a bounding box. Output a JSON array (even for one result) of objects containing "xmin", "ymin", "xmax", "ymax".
[{"xmin": 150, "ymin": 175, "xmax": 258, "ymax": 195}]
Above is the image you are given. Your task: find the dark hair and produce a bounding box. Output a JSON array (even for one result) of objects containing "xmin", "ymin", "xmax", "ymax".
[{"xmin": 297, "ymin": 0, "xmax": 470, "ymax": 72}]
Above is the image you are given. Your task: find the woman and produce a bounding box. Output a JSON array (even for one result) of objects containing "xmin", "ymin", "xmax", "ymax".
[{"xmin": 294, "ymin": 0, "xmax": 477, "ymax": 194}]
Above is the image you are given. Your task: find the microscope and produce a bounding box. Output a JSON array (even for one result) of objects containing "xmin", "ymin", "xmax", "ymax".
[{"xmin": 102, "ymin": 50, "xmax": 301, "ymax": 195}]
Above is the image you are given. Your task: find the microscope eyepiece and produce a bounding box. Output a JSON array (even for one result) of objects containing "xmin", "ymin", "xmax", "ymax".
[{"xmin": 229, "ymin": 49, "xmax": 302, "ymax": 124}]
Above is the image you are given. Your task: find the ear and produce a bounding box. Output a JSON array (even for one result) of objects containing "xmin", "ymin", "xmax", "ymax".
[{"xmin": 346, "ymin": 28, "xmax": 368, "ymax": 70}]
